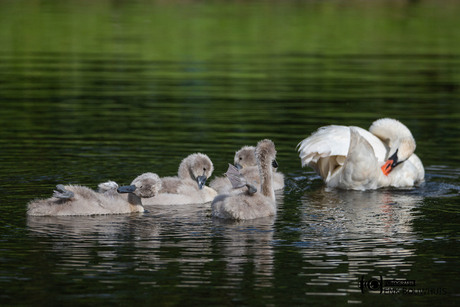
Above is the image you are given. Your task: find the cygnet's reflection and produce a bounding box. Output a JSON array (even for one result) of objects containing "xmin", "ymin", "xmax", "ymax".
[
  {"xmin": 212, "ymin": 216, "xmax": 276, "ymax": 289},
  {"xmin": 27, "ymin": 214, "xmax": 160, "ymax": 271},
  {"xmin": 26, "ymin": 203, "xmax": 216, "ymax": 287},
  {"xmin": 208, "ymin": 186, "xmax": 285, "ymax": 289}
]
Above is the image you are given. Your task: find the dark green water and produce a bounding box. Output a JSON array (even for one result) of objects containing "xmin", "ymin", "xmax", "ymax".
[{"xmin": 1, "ymin": 0, "xmax": 459, "ymax": 305}]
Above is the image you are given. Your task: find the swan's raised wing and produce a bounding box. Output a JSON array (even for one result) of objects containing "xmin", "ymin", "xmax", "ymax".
[
  {"xmin": 297, "ymin": 125, "xmax": 350, "ymax": 181},
  {"xmin": 298, "ymin": 124, "xmax": 389, "ymax": 181},
  {"xmin": 297, "ymin": 125, "xmax": 350, "ymax": 166}
]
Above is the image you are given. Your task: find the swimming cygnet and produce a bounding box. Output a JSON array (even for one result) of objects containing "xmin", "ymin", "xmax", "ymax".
[
  {"xmin": 209, "ymin": 145, "xmax": 284, "ymax": 194},
  {"xmin": 297, "ymin": 118, "xmax": 424, "ymax": 190},
  {"xmin": 211, "ymin": 139, "xmax": 278, "ymax": 220},
  {"xmin": 142, "ymin": 153, "xmax": 218, "ymax": 205},
  {"xmin": 27, "ymin": 172, "xmax": 161, "ymax": 216}
]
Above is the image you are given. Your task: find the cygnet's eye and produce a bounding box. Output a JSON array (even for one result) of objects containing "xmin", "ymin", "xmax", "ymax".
[
  {"xmin": 239, "ymin": 157, "xmax": 242, "ymax": 160},
  {"xmin": 203, "ymin": 167, "xmax": 207, "ymax": 171}
]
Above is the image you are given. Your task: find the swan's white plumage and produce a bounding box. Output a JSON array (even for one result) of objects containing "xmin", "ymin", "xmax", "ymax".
[
  {"xmin": 388, "ymin": 154, "xmax": 424, "ymax": 187},
  {"xmin": 297, "ymin": 118, "xmax": 424, "ymax": 190}
]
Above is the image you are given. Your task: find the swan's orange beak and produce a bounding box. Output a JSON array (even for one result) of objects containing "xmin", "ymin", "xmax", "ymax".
[
  {"xmin": 381, "ymin": 160, "xmax": 394, "ymax": 176},
  {"xmin": 381, "ymin": 150, "xmax": 399, "ymax": 176}
]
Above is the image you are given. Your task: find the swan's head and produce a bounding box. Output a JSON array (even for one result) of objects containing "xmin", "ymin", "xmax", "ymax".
[
  {"xmin": 369, "ymin": 118, "xmax": 417, "ymax": 175},
  {"xmin": 179, "ymin": 153, "xmax": 214, "ymax": 189},
  {"xmin": 233, "ymin": 146, "xmax": 256, "ymax": 170},
  {"xmin": 255, "ymin": 139, "xmax": 278, "ymax": 170},
  {"xmin": 117, "ymin": 172, "xmax": 162, "ymax": 198}
]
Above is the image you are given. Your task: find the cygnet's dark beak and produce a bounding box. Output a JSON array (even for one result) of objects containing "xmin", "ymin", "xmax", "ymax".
[
  {"xmin": 272, "ymin": 159, "xmax": 279, "ymax": 168},
  {"xmin": 117, "ymin": 185, "xmax": 136, "ymax": 193},
  {"xmin": 247, "ymin": 183, "xmax": 257, "ymax": 195},
  {"xmin": 197, "ymin": 175, "xmax": 207, "ymax": 190},
  {"xmin": 234, "ymin": 163, "xmax": 243, "ymax": 170}
]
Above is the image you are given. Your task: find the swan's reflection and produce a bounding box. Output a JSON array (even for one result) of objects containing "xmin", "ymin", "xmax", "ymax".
[{"xmin": 299, "ymin": 188, "xmax": 423, "ymax": 294}]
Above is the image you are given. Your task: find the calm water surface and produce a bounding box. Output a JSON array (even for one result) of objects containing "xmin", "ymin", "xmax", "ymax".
[{"xmin": 1, "ymin": 1, "xmax": 459, "ymax": 306}]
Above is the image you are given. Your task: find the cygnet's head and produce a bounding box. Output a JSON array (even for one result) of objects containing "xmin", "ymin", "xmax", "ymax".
[
  {"xmin": 369, "ymin": 118, "xmax": 416, "ymax": 175},
  {"xmin": 255, "ymin": 139, "xmax": 278, "ymax": 169},
  {"xmin": 233, "ymin": 146, "xmax": 256, "ymax": 170},
  {"xmin": 117, "ymin": 172, "xmax": 162, "ymax": 198},
  {"xmin": 179, "ymin": 153, "xmax": 214, "ymax": 189}
]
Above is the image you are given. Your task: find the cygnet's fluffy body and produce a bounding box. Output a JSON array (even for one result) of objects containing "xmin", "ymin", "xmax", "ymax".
[
  {"xmin": 210, "ymin": 145, "xmax": 284, "ymax": 194},
  {"xmin": 27, "ymin": 173, "xmax": 161, "ymax": 216},
  {"xmin": 211, "ymin": 139, "xmax": 277, "ymax": 220},
  {"xmin": 143, "ymin": 153, "xmax": 217, "ymax": 205}
]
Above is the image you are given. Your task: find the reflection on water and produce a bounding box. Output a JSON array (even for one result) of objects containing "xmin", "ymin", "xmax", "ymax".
[
  {"xmin": 14, "ymin": 176, "xmax": 460, "ymax": 305},
  {"xmin": 213, "ymin": 217, "xmax": 276, "ymax": 290},
  {"xmin": 301, "ymin": 189, "xmax": 422, "ymax": 240},
  {"xmin": 24, "ymin": 186, "xmax": 432, "ymax": 303},
  {"xmin": 281, "ymin": 188, "xmax": 422, "ymax": 300},
  {"xmin": 26, "ymin": 203, "xmax": 277, "ymax": 289}
]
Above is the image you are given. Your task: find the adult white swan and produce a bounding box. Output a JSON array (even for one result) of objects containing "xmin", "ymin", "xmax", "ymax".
[{"xmin": 297, "ymin": 118, "xmax": 424, "ymax": 190}]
